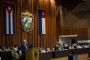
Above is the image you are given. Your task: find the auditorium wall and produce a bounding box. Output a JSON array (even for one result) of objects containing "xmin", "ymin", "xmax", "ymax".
[
  {"xmin": 57, "ymin": 1, "xmax": 90, "ymax": 40},
  {"xmin": 0, "ymin": 0, "xmax": 57, "ymax": 48}
]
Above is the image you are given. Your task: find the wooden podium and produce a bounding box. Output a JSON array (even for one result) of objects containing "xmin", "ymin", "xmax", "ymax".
[{"xmin": 26, "ymin": 48, "xmax": 39, "ymax": 60}]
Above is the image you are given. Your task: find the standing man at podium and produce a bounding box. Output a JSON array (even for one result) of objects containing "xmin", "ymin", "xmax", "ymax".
[{"xmin": 21, "ymin": 39, "xmax": 28, "ymax": 55}]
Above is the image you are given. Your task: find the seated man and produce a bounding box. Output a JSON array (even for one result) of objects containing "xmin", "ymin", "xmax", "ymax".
[
  {"xmin": 40, "ymin": 47, "xmax": 46, "ymax": 53},
  {"xmin": 13, "ymin": 44, "xmax": 18, "ymax": 52}
]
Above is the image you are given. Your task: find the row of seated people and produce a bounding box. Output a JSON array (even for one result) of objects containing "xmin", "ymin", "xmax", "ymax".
[
  {"xmin": 0, "ymin": 40, "xmax": 30, "ymax": 60},
  {"xmin": 51, "ymin": 41, "xmax": 90, "ymax": 51},
  {"xmin": 39, "ymin": 42, "xmax": 90, "ymax": 53},
  {"xmin": 0, "ymin": 45, "xmax": 26, "ymax": 60},
  {"xmin": 0, "ymin": 40, "xmax": 90, "ymax": 60}
]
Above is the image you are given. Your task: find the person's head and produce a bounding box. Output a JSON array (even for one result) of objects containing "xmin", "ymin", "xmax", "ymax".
[
  {"xmin": 56, "ymin": 41, "xmax": 59, "ymax": 44},
  {"xmin": 23, "ymin": 39, "xmax": 27, "ymax": 44}
]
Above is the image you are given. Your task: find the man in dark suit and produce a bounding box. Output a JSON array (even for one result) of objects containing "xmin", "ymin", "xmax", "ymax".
[
  {"xmin": 21, "ymin": 39, "xmax": 28, "ymax": 55},
  {"xmin": 20, "ymin": 40, "xmax": 28, "ymax": 60}
]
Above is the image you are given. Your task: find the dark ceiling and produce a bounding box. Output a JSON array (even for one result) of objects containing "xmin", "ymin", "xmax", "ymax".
[
  {"xmin": 55, "ymin": 0, "xmax": 90, "ymax": 11},
  {"xmin": 55, "ymin": 0, "xmax": 83, "ymax": 5}
]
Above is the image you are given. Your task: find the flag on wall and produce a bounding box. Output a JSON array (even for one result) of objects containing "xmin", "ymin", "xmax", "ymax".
[
  {"xmin": 4, "ymin": 2, "xmax": 14, "ymax": 34},
  {"xmin": 38, "ymin": 9, "xmax": 46, "ymax": 34}
]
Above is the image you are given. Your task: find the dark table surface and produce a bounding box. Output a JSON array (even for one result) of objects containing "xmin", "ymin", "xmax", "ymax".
[{"xmin": 39, "ymin": 48, "xmax": 90, "ymax": 60}]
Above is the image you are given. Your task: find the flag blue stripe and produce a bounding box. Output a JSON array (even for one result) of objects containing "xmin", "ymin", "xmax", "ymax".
[
  {"xmin": 4, "ymin": 6, "xmax": 6, "ymax": 34},
  {"xmin": 38, "ymin": 9, "xmax": 42, "ymax": 34}
]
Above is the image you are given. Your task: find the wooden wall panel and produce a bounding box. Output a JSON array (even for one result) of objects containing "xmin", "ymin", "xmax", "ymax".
[
  {"xmin": 16, "ymin": 0, "xmax": 22, "ymax": 46},
  {"xmin": 59, "ymin": 27, "xmax": 88, "ymax": 35},
  {"xmin": 0, "ymin": 0, "xmax": 57, "ymax": 48},
  {"xmin": 57, "ymin": 26, "xmax": 88, "ymax": 39},
  {"xmin": 44, "ymin": 0, "xmax": 48, "ymax": 48},
  {"xmin": 0, "ymin": 0, "xmax": 5, "ymax": 47},
  {"xmin": 33, "ymin": 0, "xmax": 38, "ymax": 47}
]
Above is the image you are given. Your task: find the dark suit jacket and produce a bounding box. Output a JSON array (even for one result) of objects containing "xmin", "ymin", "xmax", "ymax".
[{"xmin": 21, "ymin": 44, "xmax": 28, "ymax": 55}]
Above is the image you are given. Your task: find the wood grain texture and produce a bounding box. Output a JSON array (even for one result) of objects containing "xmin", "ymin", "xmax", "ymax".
[
  {"xmin": 78, "ymin": 54, "xmax": 88, "ymax": 60},
  {"xmin": 0, "ymin": 0, "xmax": 57, "ymax": 48}
]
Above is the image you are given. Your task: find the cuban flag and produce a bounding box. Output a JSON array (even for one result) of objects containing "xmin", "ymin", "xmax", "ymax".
[
  {"xmin": 4, "ymin": 2, "xmax": 14, "ymax": 34},
  {"xmin": 38, "ymin": 9, "xmax": 46, "ymax": 34}
]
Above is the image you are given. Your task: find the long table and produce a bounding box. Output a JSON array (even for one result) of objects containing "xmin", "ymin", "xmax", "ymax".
[
  {"xmin": 0, "ymin": 48, "xmax": 90, "ymax": 60},
  {"xmin": 39, "ymin": 48, "xmax": 90, "ymax": 60}
]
